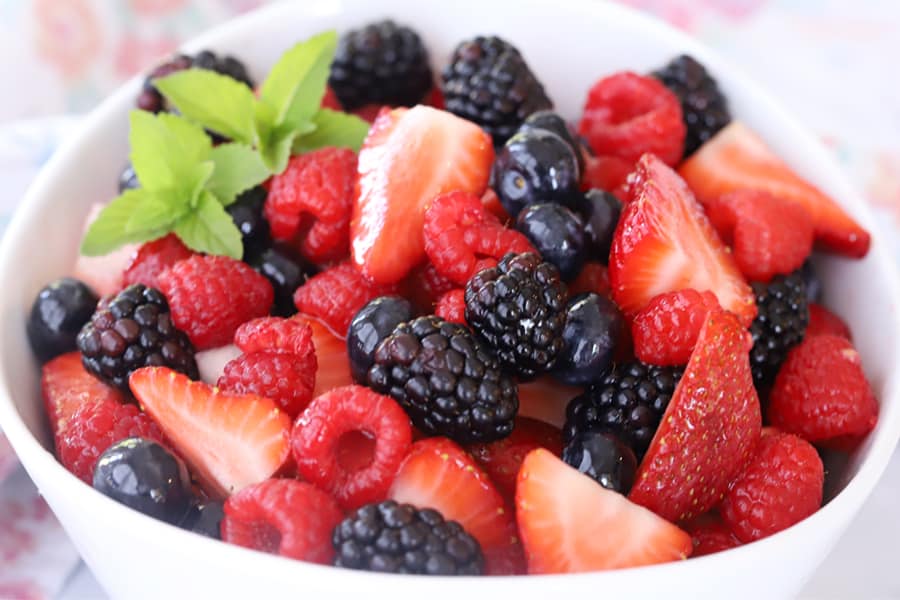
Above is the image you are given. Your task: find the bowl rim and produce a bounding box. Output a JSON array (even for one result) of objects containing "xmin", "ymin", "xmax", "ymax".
[{"xmin": 1, "ymin": 0, "xmax": 900, "ymax": 589}]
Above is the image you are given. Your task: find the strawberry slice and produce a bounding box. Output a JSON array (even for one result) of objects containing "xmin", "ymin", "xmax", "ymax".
[
  {"xmin": 516, "ymin": 448, "xmax": 692, "ymax": 573},
  {"xmin": 351, "ymin": 106, "xmax": 494, "ymax": 284},
  {"xmin": 389, "ymin": 437, "xmax": 525, "ymax": 575},
  {"xmin": 42, "ymin": 352, "xmax": 124, "ymax": 437},
  {"xmin": 678, "ymin": 122, "xmax": 870, "ymax": 258},
  {"xmin": 130, "ymin": 367, "xmax": 291, "ymax": 498},
  {"xmin": 629, "ymin": 309, "xmax": 761, "ymax": 522},
  {"xmin": 609, "ymin": 154, "xmax": 756, "ymax": 326},
  {"xmin": 294, "ymin": 315, "xmax": 353, "ymax": 398}
]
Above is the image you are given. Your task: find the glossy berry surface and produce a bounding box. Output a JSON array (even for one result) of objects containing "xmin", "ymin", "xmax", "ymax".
[
  {"xmin": 118, "ymin": 163, "xmax": 140, "ymax": 193},
  {"xmin": 519, "ymin": 110, "xmax": 584, "ymax": 172},
  {"xmin": 562, "ymin": 430, "xmax": 637, "ymax": 494},
  {"xmin": 247, "ymin": 244, "xmax": 313, "ymax": 317},
  {"xmin": 181, "ymin": 501, "xmax": 225, "ymax": 539},
  {"xmin": 27, "ymin": 277, "xmax": 98, "ymax": 363},
  {"xmin": 226, "ymin": 186, "xmax": 270, "ymax": 259},
  {"xmin": 516, "ymin": 203, "xmax": 587, "ymax": 280},
  {"xmin": 554, "ymin": 292, "xmax": 623, "ymax": 386},
  {"xmin": 579, "ymin": 189, "xmax": 621, "ymax": 263},
  {"xmin": 347, "ymin": 296, "xmax": 413, "ymax": 383}
]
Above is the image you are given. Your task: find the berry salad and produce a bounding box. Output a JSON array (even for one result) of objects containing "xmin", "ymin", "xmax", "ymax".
[{"xmin": 27, "ymin": 21, "xmax": 878, "ymax": 576}]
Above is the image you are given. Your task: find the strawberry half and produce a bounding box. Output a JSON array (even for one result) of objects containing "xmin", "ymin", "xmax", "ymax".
[
  {"xmin": 629, "ymin": 309, "xmax": 761, "ymax": 522},
  {"xmin": 130, "ymin": 367, "xmax": 291, "ymax": 498},
  {"xmin": 678, "ymin": 121, "xmax": 870, "ymax": 258},
  {"xmin": 294, "ymin": 315, "xmax": 353, "ymax": 398},
  {"xmin": 42, "ymin": 352, "xmax": 124, "ymax": 437},
  {"xmin": 608, "ymin": 154, "xmax": 756, "ymax": 326},
  {"xmin": 389, "ymin": 437, "xmax": 525, "ymax": 575},
  {"xmin": 516, "ymin": 448, "xmax": 692, "ymax": 573},
  {"xmin": 351, "ymin": 106, "xmax": 494, "ymax": 284}
]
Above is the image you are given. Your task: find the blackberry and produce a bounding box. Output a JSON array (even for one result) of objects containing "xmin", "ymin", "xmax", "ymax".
[
  {"xmin": 564, "ymin": 362, "xmax": 683, "ymax": 459},
  {"xmin": 333, "ymin": 500, "xmax": 483, "ymax": 575},
  {"xmin": 136, "ymin": 51, "xmax": 253, "ymax": 114},
  {"xmin": 329, "ymin": 20, "xmax": 432, "ymax": 110},
  {"xmin": 749, "ymin": 271, "xmax": 809, "ymax": 388},
  {"xmin": 465, "ymin": 253, "xmax": 567, "ymax": 379},
  {"xmin": 442, "ymin": 36, "xmax": 552, "ymax": 145},
  {"xmin": 652, "ymin": 54, "xmax": 731, "ymax": 157},
  {"xmin": 367, "ymin": 315, "xmax": 518, "ymax": 444},
  {"xmin": 77, "ymin": 284, "xmax": 198, "ymax": 390}
]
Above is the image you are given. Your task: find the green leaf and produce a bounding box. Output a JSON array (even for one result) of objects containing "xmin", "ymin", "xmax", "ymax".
[
  {"xmin": 174, "ymin": 190, "xmax": 244, "ymax": 259},
  {"xmin": 207, "ymin": 144, "xmax": 271, "ymax": 206},
  {"xmin": 155, "ymin": 69, "xmax": 257, "ymax": 144},
  {"xmin": 128, "ymin": 111, "xmax": 211, "ymax": 190},
  {"xmin": 292, "ymin": 109, "xmax": 370, "ymax": 154},
  {"xmin": 80, "ymin": 190, "xmax": 169, "ymax": 256},
  {"xmin": 259, "ymin": 31, "xmax": 337, "ymax": 129},
  {"xmin": 260, "ymin": 130, "xmax": 298, "ymax": 174},
  {"xmin": 124, "ymin": 196, "xmax": 178, "ymax": 234}
]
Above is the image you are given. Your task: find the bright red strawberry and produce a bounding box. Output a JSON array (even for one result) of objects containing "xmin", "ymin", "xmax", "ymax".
[
  {"xmin": 678, "ymin": 122, "xmax": 870, "ymax": 258},
  {"xmin": 631, "ymin": 289, "xmax": 720, "ymax": 366},
  {"xmin": 682, "ymin": 512, "xmax": 742, "ymax": 557},
  {"xmin": 233, "ymin": 317, "xmax": 315, "ymax": 357},
  {"xmin": 389, "ymin": 437, "xmax": 525, "ymax": 575},
  {"xmin": 517, "ymin": 376, "xmax": 583, "ymax": 428},
  {"xmin": 295, "ymin": 315, "xmax": 354, "ymax": 398},
  {"xmin": 291, "ymin": 385, "xmax": 411, "ymax": 511},
  {"xmin": 516, "ymin": 448, "xmax": 692, "ymax": 573},
  {"xmin": 122, "ymin": 234, "xmax": 195, "ymax": 289},
  {"xmin": 578, "ymin": 72, "xmax": 685, "ymax": 167},
  {"xmin": 569, "ymin": 262, "xmax": 611, "ymax": 297},
  {"xmin": 218, "ymin": 352, "xmax": 315, "ymax": 418},
  {"xmin": 158, "ymin": 255, "xmax": 273, "ymax": 350},
  {"xmin": 130, "ymin": 367, "xmax": 291, "ymax": 498},
  {"xmin": 768, "ymin": 335, "xmax": 877, "ymax": 447},
  {"xmin": 580, "ymin": 155, "xmax": 633, "ymax": 201},
  {"xmin": 720, "ymin": 429, "xmax": 823, "ymax": 543},
  {"xmin": 435, "ymin": 289, "xmax": 466, "ymax": 324},
  {"xmin": 222, "ymin": 478, "xmax": 343, "ymax": 563},
  {"xmin": 41, "ymin": 352, "xmax": 124, "ymax": 437},
  {"xmin": 351, "ymin": 106, "xmax": 494, "ymax": 284},
  {"xmin": 629, "ymin": 310, "xmax": 761, "ymax": 522},
  {"xmin": 609, "ymin": 154, "xmax": 756, "ymax": 326},
  {"xmin": 400, "ymin": 262, "xmax": 457, "ymax": 313},
  {"xmin": 807, "ymin": 303, "xmax": 852, "ymax": 340}
]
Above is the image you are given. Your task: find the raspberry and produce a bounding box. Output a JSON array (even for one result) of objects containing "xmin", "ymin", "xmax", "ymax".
[
  {"xmin": 631, "ymin": 289, "xmax": 720, "ymax": 366},
  {"xmin": 158, "ymin": 255, "xmax": 273, "ymax": 350},
  {"xmin": 720, "ymin": 430, "xmax": 823, "ymax": 542},
  {"xmin": 57, "ymin": 399, "xmax": 167, "ymax": 484},
  {"xmin": 423, "ymin": 191, "xmax": 534, "ymax": 285},
  {"xmin": 401, "ymin": 262, "xmax": 457, "ymax": 313},
  {"xmin": 218, "ymin": 352, "xmax": 316, "ymax": 418},
  {"xmin": 579, "ymin": 155, "xmax": 633, "ymax": 201},
  {"xmin": 435, "ymin": 289, "xmax": 466, "ymax": 324},
  {"xmin": 265, "ymin": 147, "xmax": 357, "ymax": 263},
  {"xmin": 768, "ymin": 335, "xmax": 878, "ymax": 446},
  {"xmin": 569, "ymin": 262, "xmax": 610, "ymax": 297},
  {"xmin": 122, "ymin": 234, "xmax": 195, "ymax": 289},
  {"xmin": 293, "ymin": 261, "xmax": 397, "ymax": 336},
  {"xmin": 234, "ymin": 317, "xmax": 315, "ymax": 357},
  {"xmin": 222, "ymin": 478, "xmax": 343, "ymax": 563},
  {"xmin": 807, "ymin": 303, "xmax": 852, "ymax": 340},
  {"xmin": 577, "ymin": 72, "xmax": 686, "ymax": 166},
  {"xmin": 682, "ymin": 513, "xmax": 742, "ymax": 557},
  {"xmin": 291, "ymin": 385, "xmax": 412, "ymax": 511}
]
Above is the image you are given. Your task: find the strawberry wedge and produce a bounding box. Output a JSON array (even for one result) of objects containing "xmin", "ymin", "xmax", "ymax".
[
  {"xmin": 42, "ymin": 352, "xmax": 124, "ymax": 437},
  {"xmin": 678, "ymin": 121, "xmax": 870, "ymax": 258}
]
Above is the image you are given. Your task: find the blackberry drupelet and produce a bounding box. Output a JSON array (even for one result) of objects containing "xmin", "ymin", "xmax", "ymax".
[
  {"xmin": 329, "ymin": 20, "xmax": 432, "ymax": 110},
  {"xmin": 366, "ymin": 315, "xmax": 518, "ymax": 444},
  {"xmin": 77, "ymin": 284, "xmax": 198, "ymax": 390},
  {"xmin": 652, "ymin": 54, "xmax": 731, "ymax": 157},
  {"xmin": 136, "ymin": 51, "xmax": 254, "ymax": 114},
  {"xmin": 441, "ymin": 36, "xmax": 552, "ymax": 145},
  {"xmin": 749, "ymin": 271, "xmax": 809, "ymax": 388},
  {"xmin": 333, "ymin": 500, "xmax": 483, "ymax": 575},
  {"xmin": 465, "ymin": 253, "xmax": 567, "ymax": 379},
  {"xmin": 564, "ymin": 362, "xmax": 682, "ymax": 459}
]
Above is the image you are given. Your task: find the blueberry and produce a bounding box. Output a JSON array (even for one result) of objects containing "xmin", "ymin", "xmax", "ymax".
[
  {"xmin": 519, "ymin": 110, "xmax": 585, "ymax": 172},
  {"xmin": 27, "ymin": 277, "xmax": 99, "ymax": 363},
  {"xmin": 93, "ymin": 438, "xmax": 192, "ymax": 525},
  {"xmin": 554, "ymin": 292, "xmax": 623, "ymax": 386},
  {"xmin": 180, "ymin": 500, "xmax": 225, "ymax": 539},
  {"xmin": 800, "ymin": 259, "xmax": 823, "ymax": 303},
  {"xmin": 247, "ymin": 244, "xmax": 315, "ymax": 317},
  {"xmin": 562, "ymin": 430, "xmax": 637, "ymax": 494},
  {"xmin": 227, "ymin": 186, "xmax": 271, "ymax": 258},
  {"xmin": 118, "ymin": 162, "xmax": 140, "ymax": 193},
  {"xmin": 493, "ymin": 129, "xmax": 581, "ymax": 219},
  {"xmin": 516, "ymin": 203, "xmax": 586, "ymax": 280},
  {"xmin": 579, "ymin": 189, "xmax": 621, "ymax": 263},
  {"xmin": 347, "ymin": 296, "xmax": 413, "ymax": 383}
]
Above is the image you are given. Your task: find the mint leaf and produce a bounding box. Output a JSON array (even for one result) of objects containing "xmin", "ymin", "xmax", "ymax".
[
  {"xmin": 129, "ymin": 111, "xmax": 211, "ymax": 190},
  {"xmin": 259, "ymin": 129, "xmax": 298, "ymax": 174},
  {"xmin": 207, "ymin": 143, "xmax": 271, "ymax": 205},
  {"xmin": 155, "ymin": 69, "xmax": 257, "ymax": 144},
  {"xmin": 293, "ymin": 109, "xmax": 370, "ymax": 154},
  {"xmin": 80, "ymin": 190, "xmax": 169, "ymax": 256},
  {"xmin": 174, "ymin": 191, "xmax": 244, "ymax": 259},
  {"xmin": 124, "ymin": 196, "xmax": 179, "ymax": 234}
]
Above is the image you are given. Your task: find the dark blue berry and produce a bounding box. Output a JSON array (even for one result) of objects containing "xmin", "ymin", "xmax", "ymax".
[
  {"xmin": 516, "ymin": 203, "xmax": 586, "ymax": 280},
  {"xmin": 553, "ymin": 292, "xmax": 623, "ymax": 386},
  {"xmin": 493, "ymin": 129, "xmax": 581, "ymax": 219},
  {"xmin": 118, "ymin": 163, "xmax": 140, "ymax": 193},
  {"xmin": 248, "ymin": 244, "xmax": 315, "ymax": 317},
  {"xmin": 519, "ymin": 110, "xmax": 585, "ymax": 172},
  {"xmin": 27, "ymin": 277, "xmax": 98, "ymax": 363},
  {"xmin": 562, "ymin": 430, "xmax": 637, "ymax": 494},
  {"xmin": 227, "ymin": 186, "xmax": 270, "ymax": 258},
  {"xmin": 800, "ymin": 259, "xmax": 823, "ymax": 303},
  {"xmin": 579, "ymin": 189, "xmax": 621, "ymax": 263},
  {"xmin": 93, "ymin": 438, "xmax": 192, "ymax": 525},
  {"xmin": 180, "ymin": 501, "xmax": 225, "ymax": 539},
  {"xmin": 348, "ymin": 296, "xmax": 413, "ymax": 383}
]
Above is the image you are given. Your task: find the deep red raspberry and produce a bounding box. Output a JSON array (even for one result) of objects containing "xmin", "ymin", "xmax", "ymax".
[
  {"xmin": 580, "ymin": 155, "xmax": 633, "ymax": 202},
  {"xmin": 320, "ymin": 86, "xmax": 342, "ymax": 110},
  {"xmin": 265, "ymin": 147, "xmax": 357, "ymax": 263},
  {"xmin": 234, "ymin": 317, "xmax": 315, "ymax": 357},
  {"xmin": 720, "ymin": 429, "xmax": 823, "ymax": 543},
  {"xmin": 293, "ymin": 261, "xmax": 397, "ymax": 336},
  {"xmin": 218, "ymin": 352, "xmax": 316, "ymax": 418},
  {"xmin": 631, "ymin": 289, "xmax": 721, "ymax": 366},
  {"xmin": 401, "ymin": 262, "xmax": 457, "ymax": 313},
  {"xmin": 435, "ymin": 289, "xmax": 466, "ymax": 324},
  {"xmin": 57, "ymin": 399, "xmax": 167, "ymax": 484},
  {"xmin": 352, "ymin": 104, "xmax": 386, "ymax": 123},
  {"xmin": 481, "ymin": 188, "xmax": 510, "ymax": 223},
  {"xmin": 768, "ymin": 335, "xmax": 878, "ymax": 446},
  {"xmin": 807, "ymin": 303, "xmax": 852, "ymax": 340},
  {"xmin": 423, "ymin": 191, "xmax": 534, "ymax": 285},
  {"xmin": 158, "ymin": 255, "xmax": 273, "ymax": 350},
  {"xmin": 578, "ymin": 72, "xmax": 686, "ymax": 166},
  {"xmin": 291, "ymin": 385, "xmax": 412, "ymax": 511},
  {"xmin": 681, "ymin": 513, "xmax": 742, "ymax": 557},
  {"xmin": 568, "ymin": 262, "xmax": 610, "ymax": 297},
  {"xmin": 221, "ymin": 478, "xmax": 343, "ymax": 563},
  {"xmin": 122, "ymin": 234, "xmax": 195, "ymax": 289}
]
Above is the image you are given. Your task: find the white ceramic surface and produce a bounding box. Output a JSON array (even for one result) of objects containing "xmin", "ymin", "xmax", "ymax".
[{"xmin": 1, "ymin": 1, "xmax": 899, "ymax": 599}]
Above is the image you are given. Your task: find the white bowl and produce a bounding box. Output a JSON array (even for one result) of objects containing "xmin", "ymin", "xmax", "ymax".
[{"xmin": 1, "ymin": 1, "xmax": 899, "ymax": 598}]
